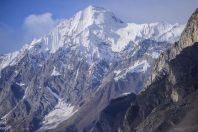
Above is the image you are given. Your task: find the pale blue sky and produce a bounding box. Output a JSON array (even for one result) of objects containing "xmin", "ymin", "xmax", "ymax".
[{"xmin": 0, "ymin": 0, "xmax": 197, "ymax": 54}]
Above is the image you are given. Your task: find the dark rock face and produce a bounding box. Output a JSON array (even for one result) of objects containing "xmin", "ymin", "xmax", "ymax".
[
  {"xmin": 121, "ymin": 42, "xmax": 198, "ymax": 132},
  {"xmin": 149, "ymin": 8, "xmax": 198, "ymax": 84},
  {"xmin": 94, "ymin": 94, "xmax": 136, "ymax": 132}
]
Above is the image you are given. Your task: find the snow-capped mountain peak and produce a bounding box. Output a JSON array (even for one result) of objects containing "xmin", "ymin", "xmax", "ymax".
[
  {"xmin": 25, "ymin": 6, "xmax": 183, "ymax": 53},
  {"xmin": 22, "ymin": 6, "xmax": 184, "ymax": 53},
  {"xmin": 0, "ymin": 6, "xmax": 185, "ymax": 71},
  {"xmin": 69, "ymin": 5, "xmax": 124, "ymax": 30}
]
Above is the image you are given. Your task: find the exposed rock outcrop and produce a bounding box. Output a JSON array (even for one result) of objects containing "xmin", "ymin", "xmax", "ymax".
[{"xmin": 150, "ymin": 8, "xmax": 198, "ymax": 83}]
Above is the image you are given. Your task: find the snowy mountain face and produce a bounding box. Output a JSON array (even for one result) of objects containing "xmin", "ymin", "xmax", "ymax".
[
  {"xmin": 0, "ymin": 6, "xmax": 184, "ymax": 70},
  {"xmin": 0, "ymin": 6, "xmax": 184, "ymax": 131}
]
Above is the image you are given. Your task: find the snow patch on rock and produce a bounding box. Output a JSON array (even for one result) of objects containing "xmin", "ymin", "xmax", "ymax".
[
  {"xmin": 114, "ymin": 69, "xmax": 122, "ymax": 76},
  {"xmin": 114, "ymin": 60, "xmax": 150, "ymax": 81},
  {"xmin": 171, "ymin": 90, "xmax": 179, "ymax": 102},
  {"xmin": 16, "ymin": 82, "xmax": 25, "ymax": 87},
  {"xmin": 151, "ymin": 52, "xmax": 160, "ymax": 59},
  {"xmin": 122, "ymin": 92, "xmax": 131, "ymax": 96},
  {"xmin": 51, "ymin": 67, "xmax": 61, "ymax": 76},
  {"xmin": 0, "ymin": 51, "xmax": 19, "ymax": 71},
  {"xmin": 42, "ymin": 99, "xmax": 78, "ymax": 129}
]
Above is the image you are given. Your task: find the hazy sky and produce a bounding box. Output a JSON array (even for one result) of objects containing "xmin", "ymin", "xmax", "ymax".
[{"xmin": 0, "ymin": 0, "xmax": 198, "ymax": 54}]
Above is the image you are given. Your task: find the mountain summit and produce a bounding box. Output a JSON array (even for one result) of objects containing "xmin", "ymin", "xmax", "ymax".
[{"xmin": 68, "ymin": 5, "xmax": 124, "ymax": 28}]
